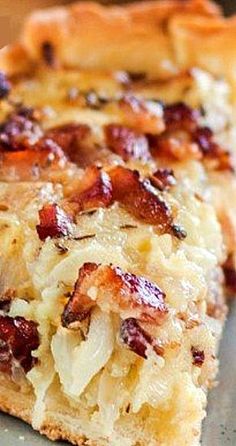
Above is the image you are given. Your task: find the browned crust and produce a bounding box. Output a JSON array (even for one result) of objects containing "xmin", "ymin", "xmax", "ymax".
[
  {"xmin": 0, "ymin": 0, "xmax": 236, "ymax": 94},
  {"xmin": 0, "ymin": 0, "xmax": 222, "ymax": 80},
  {"xmin": 0, "ymin": 374, "xmax": 87, "ymax": 445},
  {"xmin": 19, "ymin": 0, "xmax": 221, "ymax": 79}
]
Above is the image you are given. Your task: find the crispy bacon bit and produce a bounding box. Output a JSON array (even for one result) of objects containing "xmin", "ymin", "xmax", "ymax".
[
  {"xmin": 191, "ymin": 347, "xmax": 205, "ymax": 367},
  {"xmin": 68, "ymin": 165, "xmax": 113, "ymax": 213},
  {"xmin": 193, "ymin": 126, "xmax": 232, "ymax": 171},
  {"xmin": 46, "ymin": 123, "xmax": 91, "ymax": 154},
  {"xmin": 61, "ymin": 263, "xmax": 99, "ymax": 326},
  {"xmin": 36, "ymin": 203, "xmax": 73, "ymax": 241},
  {"xmin": 61, "ymin": 262, "xmax": 168, "ymax": 328},
  {"xmin": 0, "ymin": 72, "xmax": 11, "ymax": 99},
  {"xmin": 0, "ymin": 113, "xmax": 42, "ymax": 151},
  {"xmin": 149, "ymin": 132, "xmax": 201, "ymax": 162},
  {"xmin": 0, "ymin": 315, "xmax": 39, "ymax": 374},
  {"xmin": 164, "ymin": 102, "xmax": 199, "ymax": 132},
  {"xmin": 119, "ymin": 95, "xmax": 165, "ymax": 134},
  {"xmin": 46, "ymin": 123, "xmax": 108, "ymax": 168},
  {"xmin": 109, "ymin": 166, "xmax": 173, "ymax": 233},
  {"xmin": 104, "ymin": 124, "xmax": 151, "ymax": 161},
  {"xmin": 150, "ymin": 168, "xmax": 176, "ymax": 191},
  {"xmin": 120, "ymin": 318, "xmax": 164, "ymax": 359},
  {"xmin": 0, "ymin": 138, "xmax": 67, "ymax": 181},
  {"xmin": 41, "ymin": 41, "xmax": 55, "ymax": 66}
]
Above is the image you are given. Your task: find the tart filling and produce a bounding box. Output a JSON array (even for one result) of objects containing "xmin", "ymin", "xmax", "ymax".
[{"xmin": 0, "ymin": 63, "xmax": 232, "ymax": 446}]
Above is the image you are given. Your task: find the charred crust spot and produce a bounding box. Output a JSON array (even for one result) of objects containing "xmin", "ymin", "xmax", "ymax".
[
  {"xmin": 0, "ymin": 315, "xmax": 39, "ymax": 374},
  {"xmin": 36, "ymin": 203, "xmax": 73, "ymax": 241},
  {"xmin": 0, "ymin": 72, "xmax": 11, "ymax": 100},
  {"xmin": 41, "ymin": 41, "xmax": 55, "ymax": 66},
  {"xmin": 191, "ymin": 346, "xmax": 205, "ymax": 367},
  {"xmin": 120, "ymin": 318, "xmax": 164, "ymax": 359}
]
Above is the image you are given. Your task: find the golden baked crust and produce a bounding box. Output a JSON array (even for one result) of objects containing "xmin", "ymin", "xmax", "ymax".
[
  {"xmin": 0, "ymin": 1, "xmax": 219, "ymax": 76},
  {"xmin": 19, "ymin": 0, "xmax": 219, "ymax": 78},
  {"xmin": 1, "ymin": 0, "xmax": 236, "ymax": 92}
]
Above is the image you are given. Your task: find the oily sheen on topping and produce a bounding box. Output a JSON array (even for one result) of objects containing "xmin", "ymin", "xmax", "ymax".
[
  {"xmin": 36, "ymin": 203, "xmax": 73, "ymax": 241},
  {"xmin": 61, "ymin": 263, "xmax": 168, "ymax": 328}
]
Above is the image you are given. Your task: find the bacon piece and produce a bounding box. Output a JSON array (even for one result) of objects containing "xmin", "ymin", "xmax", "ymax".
[
  {"xmin": 119, "ymin": 95, "xmax": 165, "ymax": 134},
  {"xmin": 191, "ymin": 346, "xmax": 205, "ymax": 367},
  {"xmin": 46, "ymin": 123, "xmax": 111, "ymax": 168},
  {"xmin": 61, "ymin": 262, "xmax": 168, "ymax": 328},
  {"xmin": 66, "ymin": 165, "xmax": 185, "ymax": 239},
  {"xmin": 149, "ymin": 131, "xmax": 202, "ymax": 161},
  {"xmin": 36, "ymin": 203, "xmax": 73, "ymax": 241},
  {"xmin": 109, "ymin": 166, "xmax": 173, "ymax": 233},
  {"xmin": 68, "ymin": 165, "xmax": 113, "ymax": 214},
  {"xmin": 0, "ymin": 138, "xmax": 67, "ymax": 181},
  {"xmin": 46, "ymin": 123, "xmax": 90, "ymax": 152},
  {"xmin": 120, "ymin": 318, "xmax": 164, "ymax": 359},
  {"xmin": 61, "ymin": 262, "xmax": 99, "ymax": 326},
  {"xmin": 46, "ymin": 123, "xmax": 91, "ymax": 164},
  {"xmin": 0, "ymin": 315, "xmax": 39, "ymax": 374},
  {"xmin": 193, "ymin": 126, "xmax": 233, "ymax": 171},
  {"xmin": 104, "ymin": 124, "xmax": 151, "ymax": 161},
  {"xmin": 0, "ymin": 113, "xmax": 43, "ymax": 151},
  {"xmin": 150, "ymin": 168, "xmax": 176, "ymax": 191},
  {"xmin": 0, "ymin": 72, "xmax": 11, "ymax": 100},
  {"xmin": 164, "ymin": 102, "xmax": 199, "ymax": 132}
]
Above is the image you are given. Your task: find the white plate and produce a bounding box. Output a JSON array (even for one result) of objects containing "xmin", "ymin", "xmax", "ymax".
[{"xmin": 1, "ymin": 302, "xmax": 236, "ymax": 445}]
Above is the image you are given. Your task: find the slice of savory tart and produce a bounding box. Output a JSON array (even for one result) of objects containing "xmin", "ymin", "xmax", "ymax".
[{"xmin": 0, "ymin": 1, "xmax": 235, "ymax": 445}]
